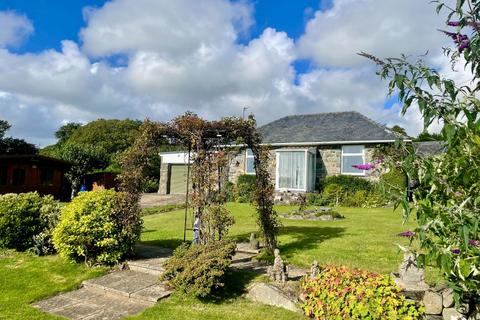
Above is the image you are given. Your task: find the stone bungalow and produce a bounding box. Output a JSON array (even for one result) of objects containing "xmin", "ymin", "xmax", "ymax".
[{"xmin": 158, "ymin": 111, "xmax": 398, "ymax": 196}]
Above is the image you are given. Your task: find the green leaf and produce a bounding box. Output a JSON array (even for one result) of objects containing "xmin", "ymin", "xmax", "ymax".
[
  {"xmin": 417, "ymin": 254, "xmax": 426, "ymax": 268},
  {"xmin": 436, "ymin": 3, "xmax": 444, "ymax": 14},
  {"xmin": 459, "ymin": 260, "xmax": 471, "ymax": 278},
  {"xmin": 462, "ymin": 225, "xmax": 469, "ymax": 248}
]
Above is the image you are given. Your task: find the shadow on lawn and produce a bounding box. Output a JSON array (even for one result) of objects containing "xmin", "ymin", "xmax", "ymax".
[
  {"xmin": 139, "ymin": 239, "xmax": 185, "ymax": 250},
  {"xmin": 206, "ymin": 268, "xmax": 259, "ymax": 304},
  {"xmin": 279, "ymin": 226, "xmax": 346, "ymax": 256}
]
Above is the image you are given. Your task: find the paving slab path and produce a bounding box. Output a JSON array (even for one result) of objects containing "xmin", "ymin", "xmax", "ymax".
[
  {"xmin": 34, "ymin": 243, "xmax": 303, "ymax": 319},
  {"xmin": 33, "ymin": 245, "xmax": 173, "ymax": 320},
  {"xmin": 139, "ymin": 193, "xmax": 184, "ymax": 208}
]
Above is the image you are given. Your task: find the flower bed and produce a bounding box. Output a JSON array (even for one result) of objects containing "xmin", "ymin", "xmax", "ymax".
[{"xmin": 281, "ymin": 207, "xmax": 344, "ymax": 221}]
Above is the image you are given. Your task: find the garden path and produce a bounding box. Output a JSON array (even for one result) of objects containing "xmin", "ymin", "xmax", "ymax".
[
  {"xmin": 139, "ymin": 193, "xmax": 184, "ymax": 208},
  {"xmin": 33, "ymin": 243, "xmax": 272, "ymax": 319},
  {"xmin": 33, "ymin": 245, "xmax": 173, "ymax": 320}
]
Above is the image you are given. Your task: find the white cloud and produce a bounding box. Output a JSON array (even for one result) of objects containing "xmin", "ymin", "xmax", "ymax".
[
  {"xmin": 0, "ymin": 11, "xmax": 34, "ymax": 48},
  {"xmin": 0, "ymin": 0, "xmax": 470, "ymax": 146},
  {"xmin": 298, "ymin": 0, "xmax": 447, "ymax": 67},
  {"xmin": 80, "ymin": 0, "xmax": 253, "ymax": 58}
]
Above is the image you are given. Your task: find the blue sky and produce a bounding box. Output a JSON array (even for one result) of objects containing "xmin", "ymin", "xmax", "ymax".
[
  {"xmin": 1, "ymin": 0, "xmax": 327, "ymax": 53},
  {"xmin": 0, "ymin": 0, "xmax": 449, "ymax": 146}
]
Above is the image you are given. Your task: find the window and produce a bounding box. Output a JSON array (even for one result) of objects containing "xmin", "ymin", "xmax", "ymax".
[
  {"xmin": 341, "ymin": 145, "xmax": 365, "ymax": 175},
  {"xmin": 245, "ymin": 149, "xmax": 255, "ymax": 174},
  {"xmin": 275, "ymin": 149, "xmax": 315, "ymax": 191},
  {"xmin": 12, "ymin": 168, "xmax": 26, "ymax": 186},
  {"xmin": 0, "ymin": 166, "xmax": 7, "ymax": 186},
  {"xmin": 40, "ymin": 168, "xmax": 54, "ymax": 186}
]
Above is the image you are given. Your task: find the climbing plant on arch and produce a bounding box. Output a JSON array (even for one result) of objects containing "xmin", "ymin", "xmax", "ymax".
[{"xmin": 118, "ymin": 112, "xmax": 279, "ymax": 253}]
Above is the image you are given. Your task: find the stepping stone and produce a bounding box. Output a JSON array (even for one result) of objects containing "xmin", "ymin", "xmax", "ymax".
[{"xmin": 245, "ymin": 282, "xmax": 300, "ymax": 313}]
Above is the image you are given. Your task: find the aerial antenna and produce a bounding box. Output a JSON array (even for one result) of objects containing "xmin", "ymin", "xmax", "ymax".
[{"xmin": 242, "ymin": 106, "xmax": 250, "ymax": 119}]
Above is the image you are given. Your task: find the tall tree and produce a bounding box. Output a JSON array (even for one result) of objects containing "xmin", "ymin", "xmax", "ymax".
[
  {"xmin": 390, "ymin": 125, "xmax": 408, "ymax": 137},
  {"xmin": 54, "ymin": 122, "xmax": 83, "ymax": 144},
  {"xmin": 55, "ymin": 142, "xmax": 109, "ymax": 197},
  {"xmin": 415, "ymin": 131, "xmax": 443, "ymax": 141},
  {"xmin": 0, "ymin": 120, "xmax": 37, "ymax": 155},
  {"xmin": 0, "ymin": 120, "xmax": 10, "ymax": 139}
]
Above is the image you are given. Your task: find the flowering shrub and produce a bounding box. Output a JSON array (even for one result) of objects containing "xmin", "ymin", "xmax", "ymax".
[
  {"xmin": 362, "ymin": 0, "xmax": 480, "ymax": 305},
  {"xmin": 53, "ymin": 190, "xmax": 135, "ymax": 265},
  {"xmin": 300, "ymin": 265, "xmax": 424, "ymax": 320},
  {"xmin": 0, "ymin": 192, "xmax": 60, "ymax": 252}
]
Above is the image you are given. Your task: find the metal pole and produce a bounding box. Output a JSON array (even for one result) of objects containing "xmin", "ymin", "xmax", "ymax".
[{"xmin": 183, "ymin": 145, "xmax": 191, "ymax": 242}]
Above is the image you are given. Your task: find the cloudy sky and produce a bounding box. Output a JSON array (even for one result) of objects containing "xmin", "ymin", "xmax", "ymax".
[{"xmin": 0, "ymin": 0, "xmax": 458, "ymax": 146}]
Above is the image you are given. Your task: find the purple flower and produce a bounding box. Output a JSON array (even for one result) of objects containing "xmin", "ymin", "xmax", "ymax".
[
  {"xmin": 352, "ymin": 163, "xmax": 376, "ymax": 170},
  {"xmin": 458, "ymin": 38, "xmax": 470, "ymax": 52},
  {"xmin": 451, "ymin": 248, "xmax": 461, "ymax": 254},
  {"xmin": 469, "ymin": 240, "xmax": 480, "ymax": 248},
  {"xmin": 447, "ymin": 21, "xmax": 461, "ymax": 27},
  {"xmin": 398, "ymin": 231, "xmax": 415, "ymax": 238},
  {"xmin": 440, "ymin": 30, "xmax": 470, "ymax": 52}
]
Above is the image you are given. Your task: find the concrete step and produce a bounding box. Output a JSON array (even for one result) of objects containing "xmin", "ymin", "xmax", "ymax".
[
  {"xmin": 236, "ymin": 242, "xmax": 261, "ymax": 255},
  {"xmin": 82, "ymin": 270, "xmax": 173, "ymax": 303},
  {"xmin": 128, "ymin": 257, "xmax": 169, "ymax": 276},
  {"xmin": 232, "ymin": 252, "xmax": 256, "ymax": 264}
]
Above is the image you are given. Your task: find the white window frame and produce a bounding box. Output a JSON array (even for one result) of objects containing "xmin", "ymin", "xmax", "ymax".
[
  {"xmin": 245, "ymin": 149, "xmax": 255, "ymax": 175},
  {"xmin": 275, "ymin": 149, "xmax": 315, "ymax": 192},
  {"xmin": 341, "ymin": 145, "xmax": 366, "ymax": 176}
]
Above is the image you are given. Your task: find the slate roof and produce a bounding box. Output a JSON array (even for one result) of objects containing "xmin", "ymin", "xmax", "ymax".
[
  {"xmin": 413, "ymin": 141, "xmax": 445, "ymax": 156},
  {"xmin": 258, "ymin": 111, "xmax": 397, "ymax": 144}
]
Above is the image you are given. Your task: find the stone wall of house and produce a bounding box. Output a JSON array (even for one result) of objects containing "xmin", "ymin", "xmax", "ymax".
[
  {"xmin": 317, "ymin": 144, "xmax": 380, "ymax": 183},
  {"xmin": 227, "ymin": 152, "xmax": 246, "ymax": 184},
  {"xmin": 226, "ymin": 150, "xmax": 276, "ymax": 186},
  {"xmin": 159, "ymin": 144, "xmax": 383, "ymax": 198}
]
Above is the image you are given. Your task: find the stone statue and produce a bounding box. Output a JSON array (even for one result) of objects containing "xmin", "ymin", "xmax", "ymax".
[
  {"xmin": 249, "ymin": 232, "xmax": 260, "ymax": 250},
  {"xmin": 267, "ymin": 248, "xmax": 288, "ymax": 284},
  {"xmin": 393, "ymin": 252, "xmax": 429, "ymax": 291},
  {"xmin": 310, "ymin": 260, "xmax": 320, "ymax": 279},
  {"xmin": 192, "ymin": 216, "xmax": 201, "ymax": 245}
]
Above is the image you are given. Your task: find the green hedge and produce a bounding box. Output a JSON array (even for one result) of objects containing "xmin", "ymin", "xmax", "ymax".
[
  {"xmin": 0, "ymin": 192, "xmax": 60, "ymax": 252},
  {"xmin": 236, "ymin": 174, "xmax": 256, "ymax": 203},
  {"xmin": 53, "ymin": 189, "xmax": 132, "ymax": 265},
  {"xmin": 380, "ymin": 167, "xmax": 407, "ymax": 196},
  {"xmin": 318, "ymin": 175, "xmax": 373, "ymax": 193},
  {"xmin": 307, "ymin": 174, "xmax": 389, "ymax": 208}
]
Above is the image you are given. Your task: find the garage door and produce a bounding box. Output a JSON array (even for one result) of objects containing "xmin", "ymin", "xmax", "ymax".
[{"xmin": 169, "ymin": 164, "xmax": 190, "ymax": 194}]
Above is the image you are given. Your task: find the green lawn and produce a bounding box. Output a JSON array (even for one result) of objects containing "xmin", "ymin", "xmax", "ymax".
[
  {"xmin": 142, "ymin": 203, "xmax": 418, "ymax": 275},
  {"xmin": 0, "ymin": 250, "xmax": 107, "ymax": 320},
  {"xmin": 1, "ymin": 204, "xmax": 438, "ymax": 320}
]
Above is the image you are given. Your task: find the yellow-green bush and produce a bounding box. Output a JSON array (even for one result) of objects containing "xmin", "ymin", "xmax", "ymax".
[
  {"xmin": 0, "ymin": 192, "xmax": 60, "ymax": 252},
  {"xmin": 300, "ymin": 265, "xmax": 424, "ymax": 319},
  {"xmin": 53, "ymin": 189, "xmax": 134, "ymax": 265}
]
